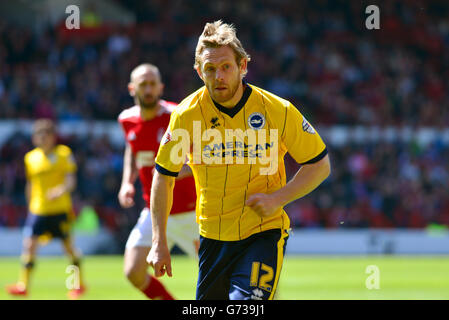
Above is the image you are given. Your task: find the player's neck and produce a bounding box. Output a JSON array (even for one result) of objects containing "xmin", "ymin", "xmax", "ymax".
[
  {"xmin": 40, "ymin": 145, "xmax": 55, "ymax": 155},
  {"xmin": 139, "ymin": 102, "xmax": 161, "ymax": 121},
  {"xmin": 218, "ymin": 81, "xmax": 245, "ymax": 108}
]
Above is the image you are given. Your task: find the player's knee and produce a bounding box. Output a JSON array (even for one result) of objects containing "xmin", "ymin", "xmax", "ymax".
[{"xmin": 124, "ymin": 263, "xmax": 146, "ymax": 286}]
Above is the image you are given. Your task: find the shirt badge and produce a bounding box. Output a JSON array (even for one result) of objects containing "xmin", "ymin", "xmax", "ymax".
[
  {"xmin": 302, "ymin": 118, "xmax": 316, "ymax": 134},
  {"xmin": 247, "ymin": 112, "xmax": 265, "ymax": 130}
]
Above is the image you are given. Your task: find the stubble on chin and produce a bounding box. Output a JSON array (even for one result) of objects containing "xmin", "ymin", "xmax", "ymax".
[{"xmin": 137, "ymin": 95, "xmax": 158, "ymax": 109}]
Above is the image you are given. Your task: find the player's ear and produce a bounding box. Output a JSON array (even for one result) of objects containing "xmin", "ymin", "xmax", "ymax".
[
  {"xmin": 128, "ymin": 82, "xmax": 135, "ymax": 97},
  {"xmin": 159, "ymin": 82, "xmax": 165, "ymax": 96},
  {"xmin": 196, "ymin": 67, "xmax": 204, "ymax": 81},
  {"xmin": 239, "ymin": 58, "xmax": 248, "ymax": 77}
]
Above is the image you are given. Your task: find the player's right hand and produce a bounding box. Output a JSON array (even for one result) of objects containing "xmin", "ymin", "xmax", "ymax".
[
  {"xmin": 147, "ymin": 243, "xmax": 172, "ymax": 278},
  {"xmin": 118, "ymin": 183, "xmax": 135, "ymax": 208}
]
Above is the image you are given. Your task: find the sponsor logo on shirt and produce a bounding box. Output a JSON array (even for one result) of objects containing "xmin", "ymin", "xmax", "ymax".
[{"xmin": 162, "ymin": 129, "xmax": 172, "ymax": 145}]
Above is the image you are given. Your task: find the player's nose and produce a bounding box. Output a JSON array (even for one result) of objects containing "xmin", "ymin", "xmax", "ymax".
[{"xmin": 215, "ymin": 69, "xmax": 225, "ymax": 81}]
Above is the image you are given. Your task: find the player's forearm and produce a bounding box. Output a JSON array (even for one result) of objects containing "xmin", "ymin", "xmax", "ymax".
[
  {"xmin": 150, "ymin": 171, "xmax": 175, "ymax": 245},
  {"xmin": 272, "ymin": 154, "xmax": 330, "ymax": 207},
  {"xmin": 121, "ymin": 144, "xmax": 138, "ymax": 186}
]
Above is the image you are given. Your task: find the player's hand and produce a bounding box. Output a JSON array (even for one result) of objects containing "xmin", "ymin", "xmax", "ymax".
[
  {"xmin": 147, "ymin": 242, "xmax": 172, "ymax": 278},
  {"xmin": 246, "ymin": 193, "xmax": 281, "ymax": 217},
  {"xmin": 46, "ymin": 186, "xmax": 65, "ymax": 200},
  {"xmin": 118, "ymin": 183, "xmax": 135, "ymax": 208}
]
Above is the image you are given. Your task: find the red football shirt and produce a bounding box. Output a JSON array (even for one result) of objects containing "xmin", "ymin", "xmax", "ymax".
[{"xmin": 118, "ymin": 100, "xmax": 196, "ymax": 214}]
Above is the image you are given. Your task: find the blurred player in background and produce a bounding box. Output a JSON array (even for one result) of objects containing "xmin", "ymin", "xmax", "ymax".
[
  {"xmin": 147, "ymin": 21, "xmax": 330, "ymax": 300},
  {"xmin": 118, "ymin": 64, "xmax": 197, "ymax": 300},
  {"xmin": 6, "ymin": 119, "xmax": 85, "ymax": 299}
]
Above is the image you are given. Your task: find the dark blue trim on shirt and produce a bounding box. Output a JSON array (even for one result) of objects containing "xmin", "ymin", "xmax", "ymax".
[
  {"xmin": 212, "ymin": 81, "xmax": 252, "ymax": 118},
  {"xmin": 300, "ymin": 148, "xmax": 328, "ymax": 165},
  {"xmin": 155, "ymin": 164, "xmax": 179, "ymax": 177}
]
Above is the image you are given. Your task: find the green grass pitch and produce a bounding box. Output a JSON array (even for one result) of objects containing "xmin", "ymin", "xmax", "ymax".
[{"xmin": 1, "ymin": 255, "xmax": 448, "ymax": 300}]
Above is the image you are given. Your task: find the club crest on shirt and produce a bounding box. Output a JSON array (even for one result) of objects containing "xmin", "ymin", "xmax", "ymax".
[
  {"xmin": 247, "ymin": 112, "xmax": 265, "ymax": 130},
  {"xmin": 302, "ymin": 118, "xmax": 316, "ymax": 134}
]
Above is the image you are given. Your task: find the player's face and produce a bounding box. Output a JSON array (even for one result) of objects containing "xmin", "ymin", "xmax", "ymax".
[
  {"xmin": 130, "ymin": 70, "xmax": 163, "ymax": 109},
  {"xmin": 198, "ymin": 46, "xmax": 246, "ymax": 104},
  {"xmin": 32, "ymin": 129, "xmax": 56, "ymax": 150}
]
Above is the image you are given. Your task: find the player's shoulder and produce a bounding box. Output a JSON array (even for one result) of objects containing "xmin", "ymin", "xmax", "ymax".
[
  {"xmin": 55, "ymin": 144, "xmax": 73, "ymax": 156},
  {"xmin": 175, "ymin": 86, "xmax": 207, "ymax": 116},
  {"xmin": 118, "ymin": 105, "xmax": 140, "ymax": 123},
  {"xmin": 24, "ymin": 148, "xmax": 41, "ymax": 162},
  {"xmin": 249, "ymin": 84, "xmax": 291, "ymax": 109}
]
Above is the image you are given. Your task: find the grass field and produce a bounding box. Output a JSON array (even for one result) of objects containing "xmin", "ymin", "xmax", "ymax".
[{"xmin": 1, "ymin": 255, "xmax": 448, "ymax": 300}]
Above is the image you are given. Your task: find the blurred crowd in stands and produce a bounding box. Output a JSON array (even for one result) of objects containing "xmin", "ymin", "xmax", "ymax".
[
  {"xmin": 1, "ymin": 0, "xmax": 448, "ymax": 125},
  {"xmin": 1, "ymin": 131, "xmax": 448, "ymax": 230},
  {"xmin": 1, "ymin": 0, "xmax": 449, "ymax": 232}
]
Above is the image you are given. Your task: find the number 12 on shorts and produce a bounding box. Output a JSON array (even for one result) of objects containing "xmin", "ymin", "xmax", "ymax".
[{"xmin": 250, "ymin": 262, "xmax": 274, "ymax": 292}]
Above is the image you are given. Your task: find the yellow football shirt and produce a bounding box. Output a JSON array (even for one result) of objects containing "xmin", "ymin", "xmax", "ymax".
[
  {"xmin": 155, "ymin": 83, "xmax": 327, "ymax": 241},
  {"xmin": 25, "ymin": 145, "xmax": 77, "ymax": 215}
]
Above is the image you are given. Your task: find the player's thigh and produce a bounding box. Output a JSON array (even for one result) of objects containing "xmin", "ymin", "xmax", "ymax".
[
  {"xmin": 196, "ymin": 236, "xmax": 233, "ymax": 300},
  {"xmin": 125, "ymin": 208, "xmax": 153, "ymax": 249},
  {"xmin": 229, "ymin": 229, "xmax": 289, "ymax": 300},
  {"xmin": 166, "ymin": 211, "xmax": 199, "ymax": 258}
]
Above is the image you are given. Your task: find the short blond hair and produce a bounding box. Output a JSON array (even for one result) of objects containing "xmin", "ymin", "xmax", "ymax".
[{"xmin": 194, "ymin": 20, "xmax": 251, "ymax": 76}]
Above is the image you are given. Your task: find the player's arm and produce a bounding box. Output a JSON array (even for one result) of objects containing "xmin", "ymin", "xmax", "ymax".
[
  {"xmin": 147, "ymin": 109, "xmax": 186, "ymax": 276},
  {"xmin": 46, "ymin": 173, "xmax": 77, "ymax": 200},
  {"xmin": 247, "ymin": 102, "xmax": 330, "ymax": 217},
  {"xmin": 147, "ymin": 170, "xmax": 175, "ymax": 277},
  {"xmin": 246, "ymin": 155, "xmax": 330, "ymax": 217},
  {"xmin": 118, "ymin": 143, "xmax": 139, "ymax": 208}
]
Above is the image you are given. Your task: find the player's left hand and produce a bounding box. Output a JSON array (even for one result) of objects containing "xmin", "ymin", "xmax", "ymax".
[
  {"xmin": 147, "ymin": 242, "xmax": 173, "ymax": 278},
  {"xmin": 246, "ymin": 193, "xmax": 281, "ymax": 217},
  {"xmin": 46, "ymin": 186, "xmax": 65, "ymax": 200}
]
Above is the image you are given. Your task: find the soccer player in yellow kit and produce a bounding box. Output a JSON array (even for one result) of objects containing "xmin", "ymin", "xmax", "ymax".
[
  {"xmin": 6, "ymin": 119, "xmax": 85, "ymax": 299},
  {"xmin": 147, "ymin": 21, "xmax": 331, "ymax": 300}
]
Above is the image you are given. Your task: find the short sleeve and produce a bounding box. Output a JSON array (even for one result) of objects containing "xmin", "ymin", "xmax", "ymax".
[
  {"xmin": 155, "ymin": 110, "xmax": 187, "ymax": 176},
  {"xmin": 64, "ymin": 148, "xmax": 77, "ymax": 174},
  {"xmin": 282, "ymin": 103, "xmax": 327, "ymax": 165}
]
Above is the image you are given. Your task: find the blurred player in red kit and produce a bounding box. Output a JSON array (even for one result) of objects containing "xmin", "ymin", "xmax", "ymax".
[{"xmin": 118, "ymin": 64, "xmax": 198, "ymax": 300}]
